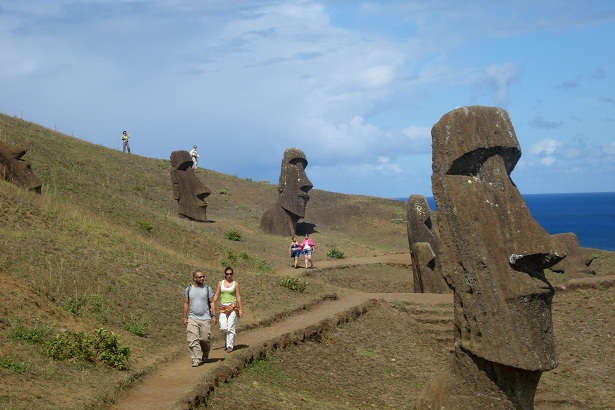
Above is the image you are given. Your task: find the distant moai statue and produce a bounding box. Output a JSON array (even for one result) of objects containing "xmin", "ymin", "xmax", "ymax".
[
  {"xmin": 170, "ymin": 150, "xmax": 211, "ymax": 222},
  {"xmin": 0, "ymin": 141, "xmax": 42, "ymax": 193},
  {"xmin": 260, "ymin": 148, "xmax": 313, "ymax": 236},
  {"xmin": 417, "ymin": 106, "xmax": 565, "ymax": 409},
  {"xmin": 550, "ymin": 233, "xmax": 595, "ymax": 277},
  {"xmin": 406, "ymin": 194, "xmax": 450, "ymax": 293}
]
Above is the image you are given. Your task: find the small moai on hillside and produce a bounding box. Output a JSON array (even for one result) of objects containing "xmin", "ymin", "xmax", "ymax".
[
  {"xmin": 406, "ymin": 194, "xmax": 450, "ymax": 293},
  {"xmin": 550, "ymin": 232, "xmax": 595, "ymax": 277},
  {"xmin": 260, "ymin": 148, "xmax": 313, "ymax": 236},
  {"xmin": 417, "ymin": 106, "xmax": 566, "ymax": 409},
  {"xmin": 170, "ymin": 150, "xmax": 211, "ymax": 222},
  {"xmin": 0, "ymin": 141, "xmax": 42, "ymax": 193}
]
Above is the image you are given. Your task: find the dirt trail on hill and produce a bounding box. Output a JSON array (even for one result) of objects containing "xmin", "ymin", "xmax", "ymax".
[
  {"xmin": 109, "ymin": 253, "xmax": 453, "ymax": 410},
  {"xmin": 108, "ymin": 253, "xmax": 615, "ymax": 410}
]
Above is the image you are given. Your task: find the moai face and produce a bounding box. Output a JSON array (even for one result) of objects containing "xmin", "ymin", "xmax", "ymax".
[
  {"xmin": 277, "ymin": 148, "xmax": 313, "ymax": 218},
  {"xmin": 431, "ymin": 106, "xmax": 564, "ymax": 371},
  {"xmin": 170, "ymin": 150, "xmax": 211, "ymax": 222},
  {"xmin": 0, "ymin": 141, "xmax": 42, "ymax": 193}
]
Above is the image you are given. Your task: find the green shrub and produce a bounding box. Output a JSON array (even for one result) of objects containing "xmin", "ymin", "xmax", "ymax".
[
  {"xmin": 225, "ymin": 229, "xmax": 242, "ymax": 241},
  {"xmin": 63, "ymin": 297, "xmax": 87, "ymax": 316},
  {"xmin": 123, "ymin": 318, "xmax": 149, "ymax": 337},
  {"xmin": 138, "ymin": 220, "xmax": 153, "ymax": 232},
  {"xmin": 41, "ymin": 328, "xmax": 130, "ymax": 370},
  {"xmin": 279, "ymin": 275, "xmax": 308, "ymax": 293},
  {"xmin": 9, "ymin": 321, "xmax": 53, "ymax": 344},
  {"xmin": 390, "ymin": 217, "xmax": 405, "ymax": 224},
  {"xmin": 0, "ymin": 357, "xmax": 31, "ymax": 374},
  {"xmin": 327, "ymin": 246, "xmax": 345, "ymax": 259}
]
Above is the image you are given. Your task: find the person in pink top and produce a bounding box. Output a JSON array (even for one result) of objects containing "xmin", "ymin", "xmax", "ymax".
[{"xmin": 300, "ymin": 234, "xmax": 315, "ymax": 269}]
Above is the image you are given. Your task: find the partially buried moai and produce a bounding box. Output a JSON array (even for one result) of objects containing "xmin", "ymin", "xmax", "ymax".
[
  {"xmin": 260, "ymin": 148, "xmax": 313, "ymax": 235},
  {"xmin": 417, "ymin": 106, "xmax": 565, "ymax": 409},
  {"xmin": 406, "ymin": 194, "xmax": 450, "ymax": 293},
  {"xmin": 170, "ymin": 150, "xmax": 211, "ymax": 222},
  {"xmin": 0, "ymin": 141, "xmax": 42, "ymax": 193}
]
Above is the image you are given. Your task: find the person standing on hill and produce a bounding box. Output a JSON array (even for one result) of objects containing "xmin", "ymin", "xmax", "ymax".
[
  {"xmin": 300, "ymin": 234, "xmax": 315, "ymax": 269},
  {"xmin": 213, "ymin": 267, "xmax": 243, "ymax": 353},
  {"xmin": 121, "ymin": 131, "xmax": 130, "ymax": 153},
  {"xmin": 190, "ymin": 145, "xmax": 199, "ymax": 168},
  {"xmin": 289, "ymin": 236, "xmax": 300, "ymax": 268},
  {"xmin": 183, "ymin": 270, "xmax": 216, "ymax": 367}
]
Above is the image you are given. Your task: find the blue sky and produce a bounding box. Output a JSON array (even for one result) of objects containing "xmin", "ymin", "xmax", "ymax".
[{"xmin": 1, "ymin": 1, "xmax": 614, "ymax": 198}]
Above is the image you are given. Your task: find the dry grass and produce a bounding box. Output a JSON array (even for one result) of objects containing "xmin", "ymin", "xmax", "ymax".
[
  {"xmin": 205, "ymin": 267, "xmax": 615, "ymax": 410},
  {"xmin": 0, "ymin": 113, "xmax": 408, "ymax": 409}
]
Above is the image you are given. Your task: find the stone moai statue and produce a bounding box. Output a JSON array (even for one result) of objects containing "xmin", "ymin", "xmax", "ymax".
[
  {"xmin": 406, "ymin": 194, "xmax": 450, "ymax": 293},
  {"xmin": 260, "ymin": 148, "xmax": 313, "ymax": 235},
  {"xmin": 170, "ymin": 150, "xmax": 211, "ymax": 222},
  {"xmin": 0, "ymin": 141, "xmax": 42, "ymax": 193},
  {"xmin": 417, "ymin": 106, "xmax": 565, "ymax": 409},
  {"xmin": 550, "ymin": 232, "xmax": 595, "ymax": 277}
]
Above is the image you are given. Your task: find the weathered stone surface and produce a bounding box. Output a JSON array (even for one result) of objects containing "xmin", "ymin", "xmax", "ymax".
[
  {"xmin": 170, "ymin": 150, "xmax": 211, "ymax": 222},
  {"xmin": 418, "ymin": 106, "xmax": 565, "ymax": 409},
  {"xmin": 406, "ymin": 194, "xmax": 450, "ymax": 293},
  {"xmin": 261, "ymin": 148, "xmax": 313, "ymax": 235},
  {"xmin": 551, "ymin": 233, "xmax": 595, "ymax": 277},
  {"xmin": 0, "ymin": 141, "xmax": 42, "ymax": 193}
]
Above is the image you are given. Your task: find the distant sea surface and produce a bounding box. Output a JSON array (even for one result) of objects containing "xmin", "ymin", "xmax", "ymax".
[{"xmin": 398, "ymin": 192, "xmax": 615, "ymax": 251}]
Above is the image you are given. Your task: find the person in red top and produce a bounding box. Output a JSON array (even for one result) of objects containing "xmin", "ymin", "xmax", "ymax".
[{"xmin": 300, "ymin": 234, "xmax": 315, "ymax": 269}]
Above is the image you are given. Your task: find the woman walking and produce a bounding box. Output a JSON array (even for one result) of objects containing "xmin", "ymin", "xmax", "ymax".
[
  {"xmin": 213, "ymin": 267, "xmax": 243, "ymax": 352},
  {"xmin": 289, "ymin": 236, "xmax": 300, "ymax": 268},
  {"xmin": 300, "ymin": 234, "xmax": 315, "ymax": 269}
]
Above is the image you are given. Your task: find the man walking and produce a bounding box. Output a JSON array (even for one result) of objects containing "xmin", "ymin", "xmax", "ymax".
[
  {"xmin": 183, "ymin": 270, "xmax": 217, "ymax": 367},
  {"xmin": 121, "ymin": 131, "xmax": 131, "ymax": 153}
]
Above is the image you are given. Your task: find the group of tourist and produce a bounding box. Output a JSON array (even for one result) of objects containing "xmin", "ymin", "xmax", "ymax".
[
  {"xmin": 289, "ymin": 234, "xmax": 315, "ymax": 269},
  {"xmin": 122, "ymin": 131, "xmax": 201, "ymax": 170},
  {"xmin": 183, "ymin": 233, "xmax": 315, "ymax": 367}
]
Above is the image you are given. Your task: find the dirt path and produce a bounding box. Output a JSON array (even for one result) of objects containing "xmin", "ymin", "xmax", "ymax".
[
  {"xmin": 109, "ymin": 253, "xmax": 453, "ymax": 410},
  {"xmin": 108, "ymin": 252, "xmax": 615, "ymax": 410}
]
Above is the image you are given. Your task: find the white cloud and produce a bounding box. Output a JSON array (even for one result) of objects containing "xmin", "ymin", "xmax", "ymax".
[
  {"xmin": 540, "ymin": 156, "xmax": 557, "ymax": 166},
  {"xmin": 529, "ymin": 139, "xmax": 560, "ymax": 156}
]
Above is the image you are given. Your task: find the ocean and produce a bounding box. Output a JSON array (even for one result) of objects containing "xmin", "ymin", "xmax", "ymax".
[{"xmin": 401, "ymin": 192, "xmax": 615, "ymax": 251}]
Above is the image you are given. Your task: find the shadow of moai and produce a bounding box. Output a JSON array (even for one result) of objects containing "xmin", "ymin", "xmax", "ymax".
[
  {"xmin": 170, "ymin": 150, "xmax": 211, "ymax": 222},
  {"xmin": 417, "ymin": 106, "xmax": 565, "ymax": 409},
  {"xmin": 260, "ymin": 148, "xmax": 313, "ymax": 236},
  {"xmin": 406, "ymin": 194, "xmax": 450, "ymax": 293},
  {"xmin": 0, "ymin": 141, "xmax": 42, "ymax": 193}
]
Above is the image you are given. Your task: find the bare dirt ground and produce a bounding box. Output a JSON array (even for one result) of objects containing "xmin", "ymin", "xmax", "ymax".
[{"xmin": 108, "ymin": 253, "xmax": 614, "ymax": 410}]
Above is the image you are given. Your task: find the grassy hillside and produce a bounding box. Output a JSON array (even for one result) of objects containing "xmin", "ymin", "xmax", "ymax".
[{"xmin": 0, "ymin": 113, "xmax": 409, "ymax": 409}]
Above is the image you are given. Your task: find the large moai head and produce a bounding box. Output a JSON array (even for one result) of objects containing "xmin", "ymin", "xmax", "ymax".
[
  {"xmin": 431, "ymin": 106, "xmax": 564, "ymax": 370},
  {"xmin": 277, "ymin": 148, "xmax": 313, "ymax": 219},
  {"xmin": 170, "ymin": 150, "xmax": 211, "ymax": 222},
  {"xmin": 406, "ymin": 194, "xmax": 449, "ymax": 293},
  {"xmin": 0, "ymin": 141, "xmax": 42, "ymax": 193}
]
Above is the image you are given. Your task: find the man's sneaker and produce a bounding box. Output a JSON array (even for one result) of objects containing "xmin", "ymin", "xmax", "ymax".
[
  {"xmin": 226, "ymin": 347, "xmax": 233, "ymax": 353},
  {"xmin": 192, "ymin": 360, "xmax": 200, "ymax": 367}
]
